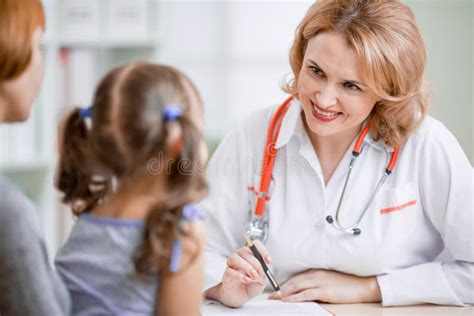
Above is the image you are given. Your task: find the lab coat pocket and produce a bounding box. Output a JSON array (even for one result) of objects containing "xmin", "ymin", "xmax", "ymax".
[{"xmin": 377, "ymin": 182, "xmax": 423, "ymax": 267}]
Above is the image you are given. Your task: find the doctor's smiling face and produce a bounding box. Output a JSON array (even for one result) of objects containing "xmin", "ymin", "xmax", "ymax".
[{"xmin": 298, "ymin": 31, "xmax": 380, "ymax": 142}]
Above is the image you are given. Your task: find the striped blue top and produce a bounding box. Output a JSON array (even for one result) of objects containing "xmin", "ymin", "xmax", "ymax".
[{"xmin": 55, "ymin": 204, "xmax": 205, "ymax": 316}]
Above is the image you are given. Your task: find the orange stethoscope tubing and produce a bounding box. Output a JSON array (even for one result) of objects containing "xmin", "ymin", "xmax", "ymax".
[
  {"xmin": 254, "ymin": 96, "xmax": 293, "ymax": 216},
  {"xmin": 252, "ymin": 96, "xmax": 400, "ymax": 236}
]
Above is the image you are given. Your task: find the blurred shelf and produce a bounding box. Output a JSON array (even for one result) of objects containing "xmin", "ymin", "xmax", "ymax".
[
  {"xmin": 59, "ymin": 37, "xmax": 160, "ymax": 49},
  {"xmin": 0, "ymin": 160, "xmax": 52, "ymax": 173}
]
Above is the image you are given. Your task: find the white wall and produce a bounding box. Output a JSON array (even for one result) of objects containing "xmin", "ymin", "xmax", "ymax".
[
  {"xmin": 407, "ymin": 0, "xmax": 473, "ymax": 163},
  {"xmin": 155, "ymin": 1, "xmax": 313, "ymax": 139}
]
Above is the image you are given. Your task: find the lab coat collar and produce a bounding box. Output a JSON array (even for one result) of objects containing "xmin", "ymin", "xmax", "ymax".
[
  {"xmin": 362, "ymin": 128, "xmax": 396, "ymax": 153},
  {"xmin": 274, "ymin": 98, "xmax": 301, "ymax": 149},
  {"xmin": 274, "ymin": 98, "xmax": 395, "ymax": 153}
]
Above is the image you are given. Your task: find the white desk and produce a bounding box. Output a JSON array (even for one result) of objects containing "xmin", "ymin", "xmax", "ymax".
[
  {"xmin": 320, "ymin": 303, "xmax": 474, "ymax": 315},
  {"xmin": 201, "ymin": 295, "xmax": 473, "ymax": 316}
]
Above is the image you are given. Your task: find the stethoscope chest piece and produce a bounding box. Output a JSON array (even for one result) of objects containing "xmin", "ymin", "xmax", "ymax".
[{"xmin": 245, "ymin": 215, "xmax": 269, "ymax": 243}]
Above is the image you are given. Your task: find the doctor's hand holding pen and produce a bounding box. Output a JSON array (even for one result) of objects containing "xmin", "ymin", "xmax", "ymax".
[
  {"xmin": 204, "ymin": 238, "xmax": 382, "ymax": 307},
  {"xmin": 204, "ymin": 239, "xmax": 271, "ymax": 308}
]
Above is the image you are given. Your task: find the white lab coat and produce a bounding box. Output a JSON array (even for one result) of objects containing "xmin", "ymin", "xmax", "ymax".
[{"xmin": 201, "ymin": 99, "xmax": 473, "ymax": 306}]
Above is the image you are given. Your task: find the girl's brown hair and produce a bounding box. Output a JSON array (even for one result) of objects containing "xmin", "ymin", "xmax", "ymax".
[
  {"xmin": 0, "ymin": 0, "xmax": 45, "ymax": 81},
  {"xmin": 284, "ymin": 0, "xmax": 428, "ymax": 147},
  {"xmin": 56, "ymin": 62, "xmax": 208, "ymax": 275}
]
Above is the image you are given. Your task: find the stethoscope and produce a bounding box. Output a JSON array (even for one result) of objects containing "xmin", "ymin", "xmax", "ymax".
[{"xmin": 245, "ymin": 96, "xmax": 400, "ymax": 242}]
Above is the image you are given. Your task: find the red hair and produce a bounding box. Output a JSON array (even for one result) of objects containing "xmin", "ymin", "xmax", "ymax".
[{"xmin": 0, "ymin": 0, "xmax": 45, "ymax": 81}]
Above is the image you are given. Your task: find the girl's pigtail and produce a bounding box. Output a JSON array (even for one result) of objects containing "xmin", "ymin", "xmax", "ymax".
[
  {"xmin": 134, "ymin": 106, "xmax": 208, "ymax": 276},
  {"xmin": 56, "ymin": 107, "xmax": 110, "ymax": 214},
  {"xmin": 134, "ymin": 202, "xmax": 184, "ymax": 276}
]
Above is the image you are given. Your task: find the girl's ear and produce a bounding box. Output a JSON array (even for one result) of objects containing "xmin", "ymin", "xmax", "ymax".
[
  {"xmin": 199, "ymin": 139, "xmax": 209, "ymax": 163},
  {"xmin": 165, "ymin": 123, "xmax": 182, "ymax": 158}
]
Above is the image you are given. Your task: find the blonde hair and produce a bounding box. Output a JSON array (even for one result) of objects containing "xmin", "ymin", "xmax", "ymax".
[{"xmin": 284, "ymin": 0, "xmax": 428, "ymax": 147}]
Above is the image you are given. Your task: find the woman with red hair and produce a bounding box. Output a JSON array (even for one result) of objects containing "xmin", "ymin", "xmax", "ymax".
[{"xmin": 0, "ymin": 0, "xmax": 71, "ymax": 314}]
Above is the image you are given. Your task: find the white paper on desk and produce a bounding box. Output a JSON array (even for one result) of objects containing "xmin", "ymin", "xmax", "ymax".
[{"xmin": 201, "ymin": 294, "xmax": 331, "ymax": 316}]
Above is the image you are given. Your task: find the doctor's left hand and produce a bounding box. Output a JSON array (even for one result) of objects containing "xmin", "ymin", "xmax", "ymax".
[{"xmin": 267, "ymin": 269, "xmax": 382, "ymax": 304}]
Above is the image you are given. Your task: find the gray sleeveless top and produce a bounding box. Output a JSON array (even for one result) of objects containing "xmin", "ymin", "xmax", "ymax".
[{"xmin": 55, "ymin": 205, "xmax": 204, "ymax": 315}]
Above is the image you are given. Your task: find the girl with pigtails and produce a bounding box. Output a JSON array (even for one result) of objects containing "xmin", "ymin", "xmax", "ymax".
[{"xmin": 55, "ymin": 62, "xmax": 208, "ymax": 316}]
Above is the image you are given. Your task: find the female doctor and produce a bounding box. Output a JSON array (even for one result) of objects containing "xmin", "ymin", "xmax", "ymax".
[{"xmin": 202, "ymin": 0, "xmax": 473, "ymax": 308}]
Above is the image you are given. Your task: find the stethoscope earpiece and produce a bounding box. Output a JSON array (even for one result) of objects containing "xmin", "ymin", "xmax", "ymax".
[
  {"xmin": 325, "ymin": 215, "xmax": 334, "ymax": 224},
  {"xmin": 323, "ymin": 126, "xmax": 399, "ymax": 237},
  {"xmin": 326, "ymin": 215, "xmax": 362, "ymax": 235}
]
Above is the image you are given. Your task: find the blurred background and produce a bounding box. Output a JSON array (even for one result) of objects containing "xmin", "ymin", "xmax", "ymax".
[{"xmin": 0, "ymin": 0, "xmax": 472, "ymax": 259}]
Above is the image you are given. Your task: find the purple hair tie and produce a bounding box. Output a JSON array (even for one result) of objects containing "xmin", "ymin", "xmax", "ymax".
[
  {"xmin": 168, "ymin": 204, "xmax": 206, "ymax": 272},
  {"xmin": 79, "ymin": 105, "xmax": 93, "ymax": 119},
  {"xmin": 182, "ymin": 204, "xmax": 206, "ymax": 222},
  {"xmin": 163, "ymin": 104, "xmax": 183, "ymax": 122},
  {"xmin": 169, "ymin": 239, "xmax": 182, "ymax": 273}
]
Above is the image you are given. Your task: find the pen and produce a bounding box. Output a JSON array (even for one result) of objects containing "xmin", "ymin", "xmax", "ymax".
[{"xmin": 244, "ymin": 235, "xmax": 281, "ymax": 293}]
